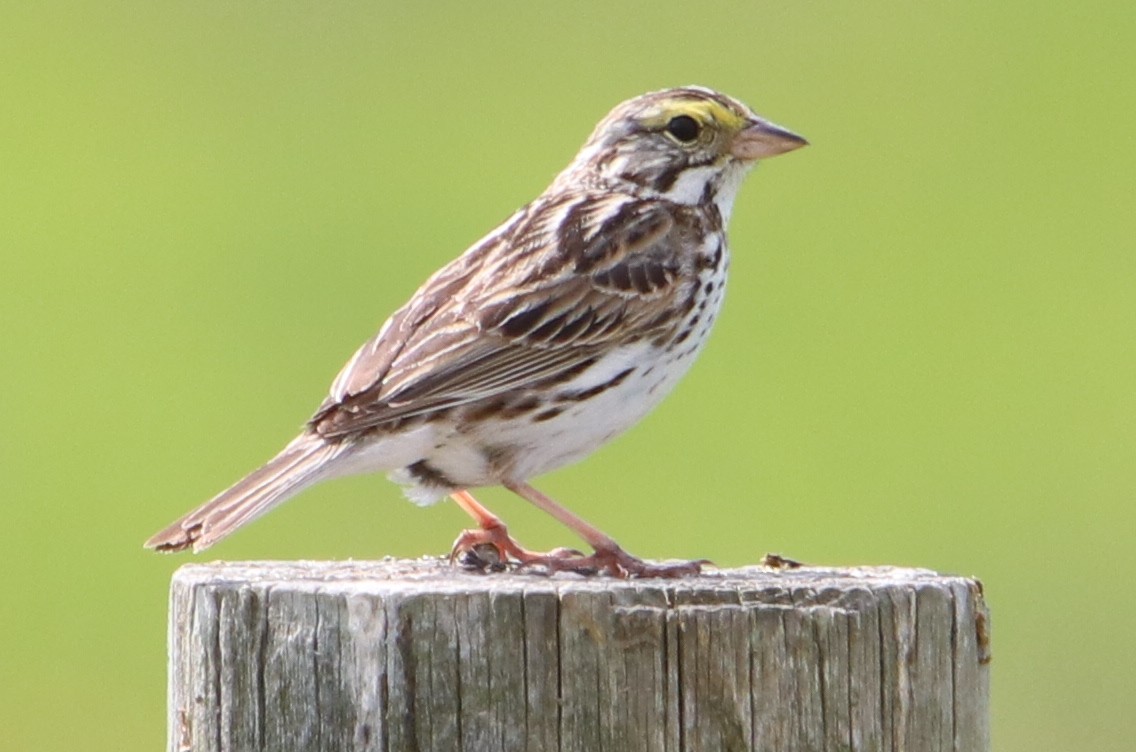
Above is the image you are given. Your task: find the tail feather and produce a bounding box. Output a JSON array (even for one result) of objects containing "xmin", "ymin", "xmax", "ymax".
[{"xmin": 145, "ymin": 434, "xmax": 345, "ymax": 553}]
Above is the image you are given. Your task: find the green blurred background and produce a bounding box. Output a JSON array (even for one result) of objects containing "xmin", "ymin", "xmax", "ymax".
[{"xmin": 2, "ymin": 2, "xmax": 1133, "ymax": 750}]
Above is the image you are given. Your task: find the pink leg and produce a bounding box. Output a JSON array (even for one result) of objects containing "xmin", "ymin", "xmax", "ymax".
[
  {"xmin": 448, "ymin": 490, "xmax": 548, "ymax": 566},
  {"xmin": 503, "ymin": 481, "xmax": 707, "ymax": 578}
]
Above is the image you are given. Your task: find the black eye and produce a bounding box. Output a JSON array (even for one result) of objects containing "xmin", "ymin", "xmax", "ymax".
[{"xmin": 665, "ymin": 115, "xmax": 700, "ymax": 143}]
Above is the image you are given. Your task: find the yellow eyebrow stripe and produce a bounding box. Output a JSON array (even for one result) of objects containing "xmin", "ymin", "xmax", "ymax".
[{"xmin": 640, "ymin": 98, "xmax": 747, "ymax": 132}]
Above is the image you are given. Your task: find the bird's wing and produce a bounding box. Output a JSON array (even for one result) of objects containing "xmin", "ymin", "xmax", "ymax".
[{"xmin": 311, "ymin": 193, "xmax": 699, "ymax": 439}]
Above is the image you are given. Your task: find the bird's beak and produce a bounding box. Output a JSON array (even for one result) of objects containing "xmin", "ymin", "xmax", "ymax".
[{"xmin": 730, "ymin": 119, "xmax": 808, "ymax": 161}]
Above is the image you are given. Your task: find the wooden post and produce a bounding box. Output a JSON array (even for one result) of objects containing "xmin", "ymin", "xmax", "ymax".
[{"xmin": 165, "ymin": 559, "xmax": 990, "ymax": 752}]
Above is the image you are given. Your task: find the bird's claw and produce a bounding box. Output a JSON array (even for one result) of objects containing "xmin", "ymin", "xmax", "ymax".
[{"xmin": 451, "ymin": 527, "xmax": 709, "ymax": 579}]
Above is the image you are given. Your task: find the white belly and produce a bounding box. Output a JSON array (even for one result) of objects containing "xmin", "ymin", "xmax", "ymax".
[{"xmin": 494, "ymin": 340, "xmax": 700, "ymax": 479}]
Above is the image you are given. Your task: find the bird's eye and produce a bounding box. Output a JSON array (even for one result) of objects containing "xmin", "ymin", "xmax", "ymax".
[{"xmin": 665, "ymin": 115, "xmax": 701, "ymax": 143}]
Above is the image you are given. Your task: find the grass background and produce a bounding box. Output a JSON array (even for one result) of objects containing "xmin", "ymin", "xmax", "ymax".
[{"xmin": 2, "ymin": 2, "xmax": 1133, "ymax": 750}]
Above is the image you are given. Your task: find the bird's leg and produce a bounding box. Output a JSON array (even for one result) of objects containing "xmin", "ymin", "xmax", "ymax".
[
  {"xmin": 448, "ymin": 490, "xmax": 583, "ymax": 570},
  {"xmin": 503, "ymin": 481, "xmax": 708, "ymax": 578}
]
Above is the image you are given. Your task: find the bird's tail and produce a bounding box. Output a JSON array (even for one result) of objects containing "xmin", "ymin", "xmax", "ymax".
[{"xmin": 144, "ymin": 433, "xmax": 346, "ymax": 553}]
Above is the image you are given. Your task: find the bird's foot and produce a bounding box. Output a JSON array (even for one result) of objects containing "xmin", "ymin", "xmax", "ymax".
[
  {"xmin": 517, "ymin": 541, "xmax": 709, "ymax": 579},
  {"xmin": 450, "ymin": 524, "xmax": 708, "ymax": 578},
  {"xmin": 450, "ymin": 523, "xmax": 580, "ymax": 573}
]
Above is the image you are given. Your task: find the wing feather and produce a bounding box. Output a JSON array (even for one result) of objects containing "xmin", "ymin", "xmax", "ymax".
[{"xmin": 312, "ymin": 193, "xmax": 695, "ymax": 439}]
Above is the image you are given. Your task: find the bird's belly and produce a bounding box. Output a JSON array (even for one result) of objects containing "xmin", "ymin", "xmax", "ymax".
[
  {"xmin": 453, "ymin": 333, "xmax": 713, "ymax": 485},
  {"xmin": 359, "ymin": 342, "xmax": 698, "ymax": 507},
  {"xmin": 500, "ymin": 364, "xmax": 686, "ymax": 478}
]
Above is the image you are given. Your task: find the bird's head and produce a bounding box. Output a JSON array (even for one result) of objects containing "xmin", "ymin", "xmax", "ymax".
[{"xmin": 556, "ymin": 86, "xmax": 807, "ymax": 213}]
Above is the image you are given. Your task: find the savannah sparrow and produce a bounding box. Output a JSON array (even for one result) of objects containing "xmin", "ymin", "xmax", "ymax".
[{"xmin": 146, "ymin": 86, "xmax": 806, "ymax": 577}]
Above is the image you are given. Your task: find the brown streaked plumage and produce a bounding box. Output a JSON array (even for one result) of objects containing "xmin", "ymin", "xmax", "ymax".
[{"xmin": 145, "ymin": 86, "xmax": 806, "ymax": 577}]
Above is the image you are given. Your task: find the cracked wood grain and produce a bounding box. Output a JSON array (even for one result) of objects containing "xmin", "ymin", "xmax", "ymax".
[{"xmin": 165, "ymin": 559, "xmax": 990, "ymax": 752}]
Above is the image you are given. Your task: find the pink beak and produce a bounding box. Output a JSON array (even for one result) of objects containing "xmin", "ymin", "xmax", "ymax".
[{"xmin": 730, "ymin": 119, "xmax": 808, "ymax": 161}]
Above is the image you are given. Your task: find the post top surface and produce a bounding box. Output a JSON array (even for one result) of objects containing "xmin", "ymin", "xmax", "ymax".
[{"xmin": 172, "ymin": 557, "xmax": 980, "ymax": 601}]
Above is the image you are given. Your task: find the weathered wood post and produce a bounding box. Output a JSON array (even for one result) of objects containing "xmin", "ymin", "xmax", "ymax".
[{"xmin": 165, "ymin": 559, "xmax": 990, "ymax": 751}]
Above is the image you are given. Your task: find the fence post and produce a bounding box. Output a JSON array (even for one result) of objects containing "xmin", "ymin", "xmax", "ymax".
[{"xmin": 165, "ymin": 559, "xmax": 990, "ymax": 751}]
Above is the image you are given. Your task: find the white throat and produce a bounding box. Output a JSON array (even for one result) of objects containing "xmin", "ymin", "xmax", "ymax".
[{"xmin": 661, "ymin": 160, "xmax": 754, "ymax": 226}]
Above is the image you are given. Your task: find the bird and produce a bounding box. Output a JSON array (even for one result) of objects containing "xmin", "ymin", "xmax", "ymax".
[{"xmin": 145, "ymin": 86, "xmax": 806, "ymax": 577}]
